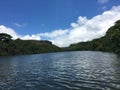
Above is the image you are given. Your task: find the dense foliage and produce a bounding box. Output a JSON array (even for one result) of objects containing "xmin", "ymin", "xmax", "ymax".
[
  {"xmin": 0, "ymin": 34, "xmax": 61, "ymax": 56},
  {"xmin": 0, "ymin": 20, "xmax": 120, "ymax": 56},
  {"xmin": 66, "ymin": 20, "xmax": 120, "ymax": 54}
]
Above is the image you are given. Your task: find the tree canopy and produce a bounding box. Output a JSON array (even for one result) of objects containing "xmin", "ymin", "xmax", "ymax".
[
  {"xmin": 0, "ymin": 20, "xmax": 120, "ymax": 56},
  {"xmin": 0, "ymin": 35, "xmax": 61, "ymax": 56},
  {"xmin": 66, "ymin": 20, "xmax": 120, "ymax": 54},
  {"xmin": 0, "ymin": 33, "xmax": 12, "ymax": 41}
]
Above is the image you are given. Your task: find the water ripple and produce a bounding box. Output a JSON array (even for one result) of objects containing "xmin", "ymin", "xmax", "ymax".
[{"xmin": 0, "ymin": 51, "xmax": 120, "ymax": 90}]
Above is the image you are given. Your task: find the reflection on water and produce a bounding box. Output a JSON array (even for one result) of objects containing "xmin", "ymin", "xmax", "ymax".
[{"xmin": 0, "ymin": 51, "xmax": 120, "ymax": 90}]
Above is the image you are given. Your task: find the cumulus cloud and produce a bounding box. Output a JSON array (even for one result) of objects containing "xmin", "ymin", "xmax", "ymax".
[
  {"xmin": 40, "ymin": 6, "xmax": 120, "ymax": 47},
  {"xmin": 98, "ymin": 0, "xmax": 109, "ymax": 4},
  {"xmin": 0, "ymin": 25, "xmax": 19, "ymax": 39},
  {"xmin": 40, "ymin": 29, "xmax": 69, "ymax": 38},
  {"xmin": 0, "ymin": 25, "xmax": 41, "ymax": 40},
  {"xmin": 20, "ymin": 34, "xmax": 41, "ymax": 40},
  {"xmin": 0, "ymin": 5, "xmax": 120, "ymax": 47}
]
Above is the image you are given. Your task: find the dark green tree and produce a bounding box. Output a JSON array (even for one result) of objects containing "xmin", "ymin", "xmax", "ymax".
[{"xmin": 0, "ymin": 33, "xmax": 12, "ymax": 42}]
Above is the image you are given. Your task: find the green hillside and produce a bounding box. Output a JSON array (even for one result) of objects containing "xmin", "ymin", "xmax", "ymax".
[
  {"xmin": 0, "ymin": 34, "xmax": 61, "ymax": 56},
  {"xmin": 66, "ymin": 20, "xmax": 120, "ymax": 54},
  {"xmin": 0, "ymin": 20, "xmax": 120, "ymax": 56}
]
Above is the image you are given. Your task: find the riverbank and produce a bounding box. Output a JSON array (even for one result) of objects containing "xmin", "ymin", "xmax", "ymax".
[{"xmin": 0, "ymin": 20, "xmax": 120, "ymax": 56}]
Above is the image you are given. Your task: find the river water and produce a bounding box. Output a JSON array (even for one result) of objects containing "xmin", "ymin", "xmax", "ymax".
[{"xmin": 0, "ymin": 51, "xmax": 120, "ymax": 90}]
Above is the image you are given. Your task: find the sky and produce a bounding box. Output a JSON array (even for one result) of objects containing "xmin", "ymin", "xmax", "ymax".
[{"xmin": 0, "ymin": 0, "xmax": 120, "ymax": 47}]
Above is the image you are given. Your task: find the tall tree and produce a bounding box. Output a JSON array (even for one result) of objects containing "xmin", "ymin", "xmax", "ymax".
[{"xmin": 0, "ymin": 33, "xmax": 12, "ymax": 42}]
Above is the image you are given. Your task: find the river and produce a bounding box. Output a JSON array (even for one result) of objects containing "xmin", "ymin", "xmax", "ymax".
[{"xmin": 0, "ymin": 51, "xmax": 120, "ymax": 90}]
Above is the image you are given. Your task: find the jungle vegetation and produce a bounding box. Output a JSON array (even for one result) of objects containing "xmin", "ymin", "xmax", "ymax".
[
  {"xmin": 0, "ymin": 34, "xmax": 61, "ymax": 56},
  {"xmin": 66, "ymin": 20, "xmax": 120, "ymax": 54},
  {"xmin": 0, "ymin": 20, "xmax": 120, "ymax": 56}
]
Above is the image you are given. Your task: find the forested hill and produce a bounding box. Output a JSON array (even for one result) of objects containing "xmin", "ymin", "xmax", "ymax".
[
  {"xmin": 0, "ymin": 20, "xmax": 120, "ymax": 56},
  {"xmin": 66, "ymin": 20, "xmax": 120, "ymax": 54},
  {"xmin": 0, "ymin": 34, "xmax": 61, "ymax": 56}
]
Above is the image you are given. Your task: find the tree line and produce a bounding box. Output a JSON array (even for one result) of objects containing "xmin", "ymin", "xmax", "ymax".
[
  {"xmin": 0, "ymin": 34, "xmax": 61, "ymax": 56},
  {"xmin": 66, "ymin": 20, "xmax": 120, "ymax": 54},
  {"xmin": 0, "ymin": 20, "xmax": 120, "ymax": 56}
]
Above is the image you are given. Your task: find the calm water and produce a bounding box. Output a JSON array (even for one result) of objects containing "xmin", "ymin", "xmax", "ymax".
[{"xmin": 0, "ymin": 51, "xmax": 120, "ymax": 90}]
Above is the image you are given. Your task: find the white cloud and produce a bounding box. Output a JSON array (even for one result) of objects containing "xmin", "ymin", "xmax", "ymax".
[
  {"xmin": 98, "ymin": 0, "xmax": 109, "ymax": 4},
  {"xmin": 0, "ymin": 6, "xmax": 120, "ymax": 47},
  {"xmin": 20, "ymin": 34, "xmax": 41, "ymax": 40},
  {"xmin": 40, "ymin": 5, "xmax": 120, "ymax": 47},
  {"xmin": 0, "ymin": 25, "xmax": 19, "ymax": 39},
  {"xmin": 40, "ymin": 29, "xmax": 69, "ymax": 38},
  {"xmin": 14, "ymin": 23, "xmax": 22, "ymax": 27},
  {"xmin": 0, "ymin": 25, "xmax": 41, "ymax": 40},
  {"xmin": 71, "ymin": 16, "xmax": 87, "ymax": 27}
]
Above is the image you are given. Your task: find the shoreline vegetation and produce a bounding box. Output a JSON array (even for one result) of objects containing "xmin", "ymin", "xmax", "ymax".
[{"xmin": 0, "ymin": 20, "xmax": 120, "ymax": 56}]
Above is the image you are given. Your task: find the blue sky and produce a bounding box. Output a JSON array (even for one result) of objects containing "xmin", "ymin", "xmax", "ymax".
[{"xmin": 0, "ymin": 0, "xmax": 120, "ymax": 47}]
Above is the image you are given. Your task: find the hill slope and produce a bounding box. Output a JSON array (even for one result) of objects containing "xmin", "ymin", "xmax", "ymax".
[
  {"xmin": 0, "ymin": 20, "xmax": 120, "ymax": 56},
  {"xmin": 66, "ymin": 20, "xmax": 120, "ymax": 54},
  {"xmin": 0, "ymin": 37, "xmax": 61, "ymax": 56}
]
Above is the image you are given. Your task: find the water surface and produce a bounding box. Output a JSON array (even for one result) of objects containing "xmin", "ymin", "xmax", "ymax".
[{"xmin": 0, "ymin": 51, "xmax": 120, "ymax": 90}]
